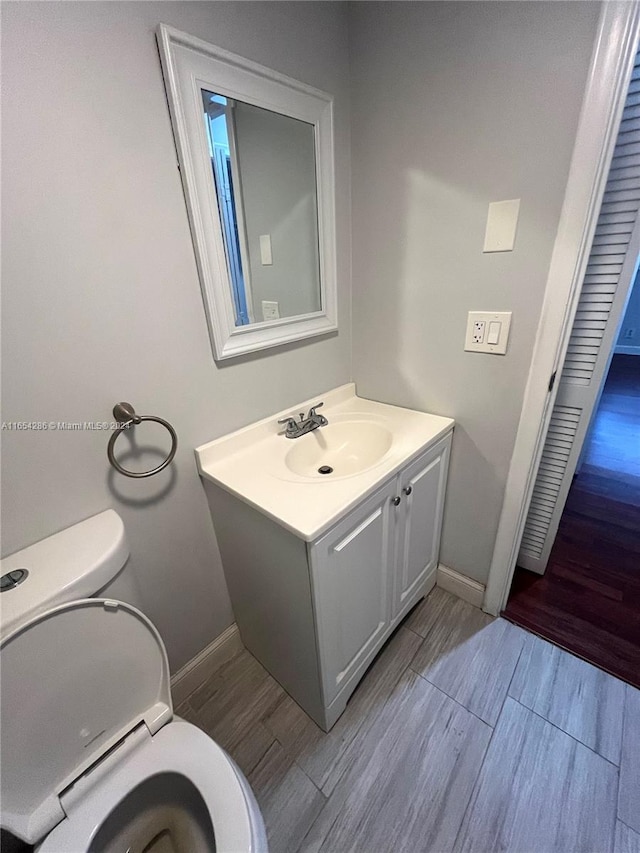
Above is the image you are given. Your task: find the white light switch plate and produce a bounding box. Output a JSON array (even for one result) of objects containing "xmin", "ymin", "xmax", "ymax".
[
  {"xmin": 483, "ymin": 199, "xmax": 520, "ymax": 253},
  {"xmin": 259, "ymin": 234, "xmax": 273, "ymax": 265},
  {"xmin": 464, "ymin": 311, "xmax": 512, "ymax": 354}
]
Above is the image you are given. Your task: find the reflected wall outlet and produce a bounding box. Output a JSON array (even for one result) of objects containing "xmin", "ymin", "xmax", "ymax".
[
  {"xmin": 465, "ymin": 311, "xmax": 512, "ymax": 354},
  {"xmin": 262, "ymin": 300, "xmax": 280, "ymax": 321}
]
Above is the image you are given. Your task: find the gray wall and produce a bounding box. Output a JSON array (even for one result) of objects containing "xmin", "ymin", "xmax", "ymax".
[
  {"xmin": 1, "ymin": 0, "xmax": 351, "ymax": 671},
  {"xmin": 234, "ymin": 103, "xmax": 321, "ymax": 319},
  {"xmin": 2, "ymin": 0, "xmax": 605, "ymax": 666},
  {"xmin": 349, "ymin": 1, "xmax": 600, "ymax": 583}
]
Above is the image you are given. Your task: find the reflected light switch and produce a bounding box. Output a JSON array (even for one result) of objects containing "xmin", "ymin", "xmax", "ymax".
[{"xmin": 260, "ymin": 234, "xmax": 273, "ymax": 265}]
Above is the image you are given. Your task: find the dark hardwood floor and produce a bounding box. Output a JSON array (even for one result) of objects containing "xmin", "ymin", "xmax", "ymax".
[{"xmin": 504, "ymin": 354, "xmax": 640, "ymax": 688}]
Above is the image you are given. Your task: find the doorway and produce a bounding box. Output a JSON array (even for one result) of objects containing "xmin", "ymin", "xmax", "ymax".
[
  {"xmin": 483, "ymin": 4, "xmax": 640, "ymax": 618},
  {"xmin": 504, "ymin": 275, "xmax": 640, "ymax": 687},
  {"xmin": 493, "ymin": 22, "xmax": 640, "ymax": 686}
]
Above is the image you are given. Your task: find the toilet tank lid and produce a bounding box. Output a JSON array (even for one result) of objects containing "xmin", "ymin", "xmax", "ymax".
[
  {"xmin": 0, "ymin": 598, "xmax": 172, "ymax": 845},
  {"xmin": 0, "ymin": 510, "xmax": 130, "ymax": 637}
]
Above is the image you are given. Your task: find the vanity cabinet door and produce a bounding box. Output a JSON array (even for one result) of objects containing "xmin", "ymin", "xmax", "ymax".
[
  {"xmin": 393, "ymin": 435, "xmax": 451, "ymax": 619},
  {"xmin": 310, "ymin": 481, "xmax": 396, "ymax": 706}
]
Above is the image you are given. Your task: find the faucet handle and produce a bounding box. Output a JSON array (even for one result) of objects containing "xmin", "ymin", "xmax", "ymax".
[
  {"xmin": 308, "ymin": 402, "xmax": 328, "ymax": 425},
  {"xmin": 277, "ymin": 415, "xmax": 298, "ymax": 428}
]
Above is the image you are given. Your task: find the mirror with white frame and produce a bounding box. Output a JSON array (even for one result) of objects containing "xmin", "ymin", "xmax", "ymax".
[{"xmin": 157, "ymin": 25, "xmax": 338, "ymax": 360}]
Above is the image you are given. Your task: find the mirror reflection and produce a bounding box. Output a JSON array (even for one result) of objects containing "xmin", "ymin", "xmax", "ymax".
[{"xmin": 201, "ymin": 90, "xmax": 322, "ymax": 326}]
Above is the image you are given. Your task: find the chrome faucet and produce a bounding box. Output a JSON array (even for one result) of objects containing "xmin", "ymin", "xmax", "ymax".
[{"xmin": 278, "ymin": 402, "xmax": 328, "ymax": 439}]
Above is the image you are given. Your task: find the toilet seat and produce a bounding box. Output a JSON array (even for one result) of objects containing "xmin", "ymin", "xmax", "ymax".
[
  {"xmin": 1, "ymin": 598, "xmax": 267, "ymax": 852},
  {"xmin": 38, "ymin": 719, "xmax": 265, "ymax": 852},
  {"xmin": 1, "ymin": 598, "xmax": 173, "ymax": 844}
]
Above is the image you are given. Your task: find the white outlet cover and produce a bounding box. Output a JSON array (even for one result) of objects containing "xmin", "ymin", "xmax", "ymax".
[
  {"xmin": 483, "ymin": 200, "xmax": 520, "ymax": 253},
  {"xmin": 262, "ymin": 300, "xmax": 280, "ymax": 321},
  {"xmin": 465, "ymin": 311, "xmax": 512, "ymax": 354}
]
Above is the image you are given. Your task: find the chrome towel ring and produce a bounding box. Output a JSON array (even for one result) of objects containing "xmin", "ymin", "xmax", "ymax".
[{"xmin": 107, "ymin": 402, "xmax": 178, "ymax": 478}]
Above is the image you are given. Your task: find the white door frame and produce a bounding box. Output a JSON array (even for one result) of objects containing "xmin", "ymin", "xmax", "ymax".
[{"xmin": 483, "ymin": 0, "xmax": 640, "ymax": 616}]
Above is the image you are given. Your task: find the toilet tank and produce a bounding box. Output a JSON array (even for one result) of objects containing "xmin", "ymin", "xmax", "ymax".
[{"xmin": 0, "ymin": 510, "xmax": 129, "ymax": 637}]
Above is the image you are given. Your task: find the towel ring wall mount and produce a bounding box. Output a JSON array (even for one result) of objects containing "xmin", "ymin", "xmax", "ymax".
[{"xmin": 107, "ymin": 402, "xmax": 178, "ymax": 478}]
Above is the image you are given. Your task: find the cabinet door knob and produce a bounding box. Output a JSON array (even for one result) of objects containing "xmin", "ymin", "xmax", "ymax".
[
  {"xmin": 392, "ymin": 496, "xmax": 401, "ymax": 506},
  {"xmin": 403, "ymin": 485, "xmax": 413, "ymax": 496}
]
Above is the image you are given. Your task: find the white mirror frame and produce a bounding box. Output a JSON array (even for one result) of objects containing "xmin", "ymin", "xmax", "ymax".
[{"xmin": 157, "ymin": 24, "xmax": 338, "ymax": 361}]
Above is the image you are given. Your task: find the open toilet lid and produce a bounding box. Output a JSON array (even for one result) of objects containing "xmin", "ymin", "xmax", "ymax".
[{"xmin": 0, "ymin": 598, "xmax": 172, "ymax": 845}]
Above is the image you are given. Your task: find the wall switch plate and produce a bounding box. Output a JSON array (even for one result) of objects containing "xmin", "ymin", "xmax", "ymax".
[
  {"xmin": 483, "ymin": 199, "xmax": 520, "ymax": 253},
  {"xmin": 262, "ymin": 300, "xmax": 280, "ymax": 321},
  {"xmin": 465, "ymin": 311, "xmax": 512, "ymax": 354},
  {"xmin": 259, "ymin": 234, "xmax": 273, "ymax": 265}
]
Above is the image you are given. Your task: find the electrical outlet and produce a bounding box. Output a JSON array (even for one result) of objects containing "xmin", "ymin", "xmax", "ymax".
[
  {"xmin": 465, "ymin": 311, "xmax": 512, "ymax": 354},
  {"xmin": 262, "ymin": 300, "xmax": 280, "ymax": 321},
  {"xmin": 472, "ymin": 321, "xmax": 486, "ymax": 344},
  {"xmin": 624, "ymin": 327, "xmax": 636, "ymax": 339}
]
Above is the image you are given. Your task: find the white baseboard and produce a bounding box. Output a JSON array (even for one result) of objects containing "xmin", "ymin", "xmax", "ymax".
[
  {"xmin": 436, "ymin": 564, "xmax": 485, "ymax": 609},
  {"xmin": 170, "ymin": 623, "xmax": 244, "ymax": 706}
]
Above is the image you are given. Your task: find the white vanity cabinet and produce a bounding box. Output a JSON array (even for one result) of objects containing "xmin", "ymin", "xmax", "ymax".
[
  {"xmin": 202, "ymin": 429, "xmax": 452, "ymax": 731},
  {"xmin": 310, "ymin": 480, "xmax": 396, "ymax": 709},
  {"xmin": 393, "ymin": 438, "xmax": 451, "ymax": 618},
  {"xmin": 310, "ymin": 434, "xmax": 451, "ymax": 716}
]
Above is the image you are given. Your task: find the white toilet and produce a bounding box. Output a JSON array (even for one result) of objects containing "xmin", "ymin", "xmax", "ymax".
[{"xmin": 0, "ymin": 510, "xmax": 268, "ymax": 852}]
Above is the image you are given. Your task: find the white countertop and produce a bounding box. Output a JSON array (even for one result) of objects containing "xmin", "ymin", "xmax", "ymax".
[{"xmin": 195, "ymin": 384, "xmax": 454, "ymax": 542}]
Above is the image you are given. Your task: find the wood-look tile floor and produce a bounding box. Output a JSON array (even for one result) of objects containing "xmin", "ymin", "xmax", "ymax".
[{"xmin": 177, "ymin": 587, "xmax": 640, "ymax": 853}]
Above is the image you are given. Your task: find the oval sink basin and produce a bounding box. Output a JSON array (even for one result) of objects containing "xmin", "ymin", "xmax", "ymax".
[{"xmin": 285, "ymin": 421, "xmax": 393, "ymax": 478}]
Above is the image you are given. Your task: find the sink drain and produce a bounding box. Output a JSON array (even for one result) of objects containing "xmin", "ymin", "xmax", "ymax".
[{"xmin": 318, "ymin": 465, "xmax": 333, "ymax": 475}]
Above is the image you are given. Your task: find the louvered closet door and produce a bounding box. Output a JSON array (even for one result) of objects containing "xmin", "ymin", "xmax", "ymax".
[{"xmin": 518, "ymin": 51, "xmax": 640, "ymax": 574}]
